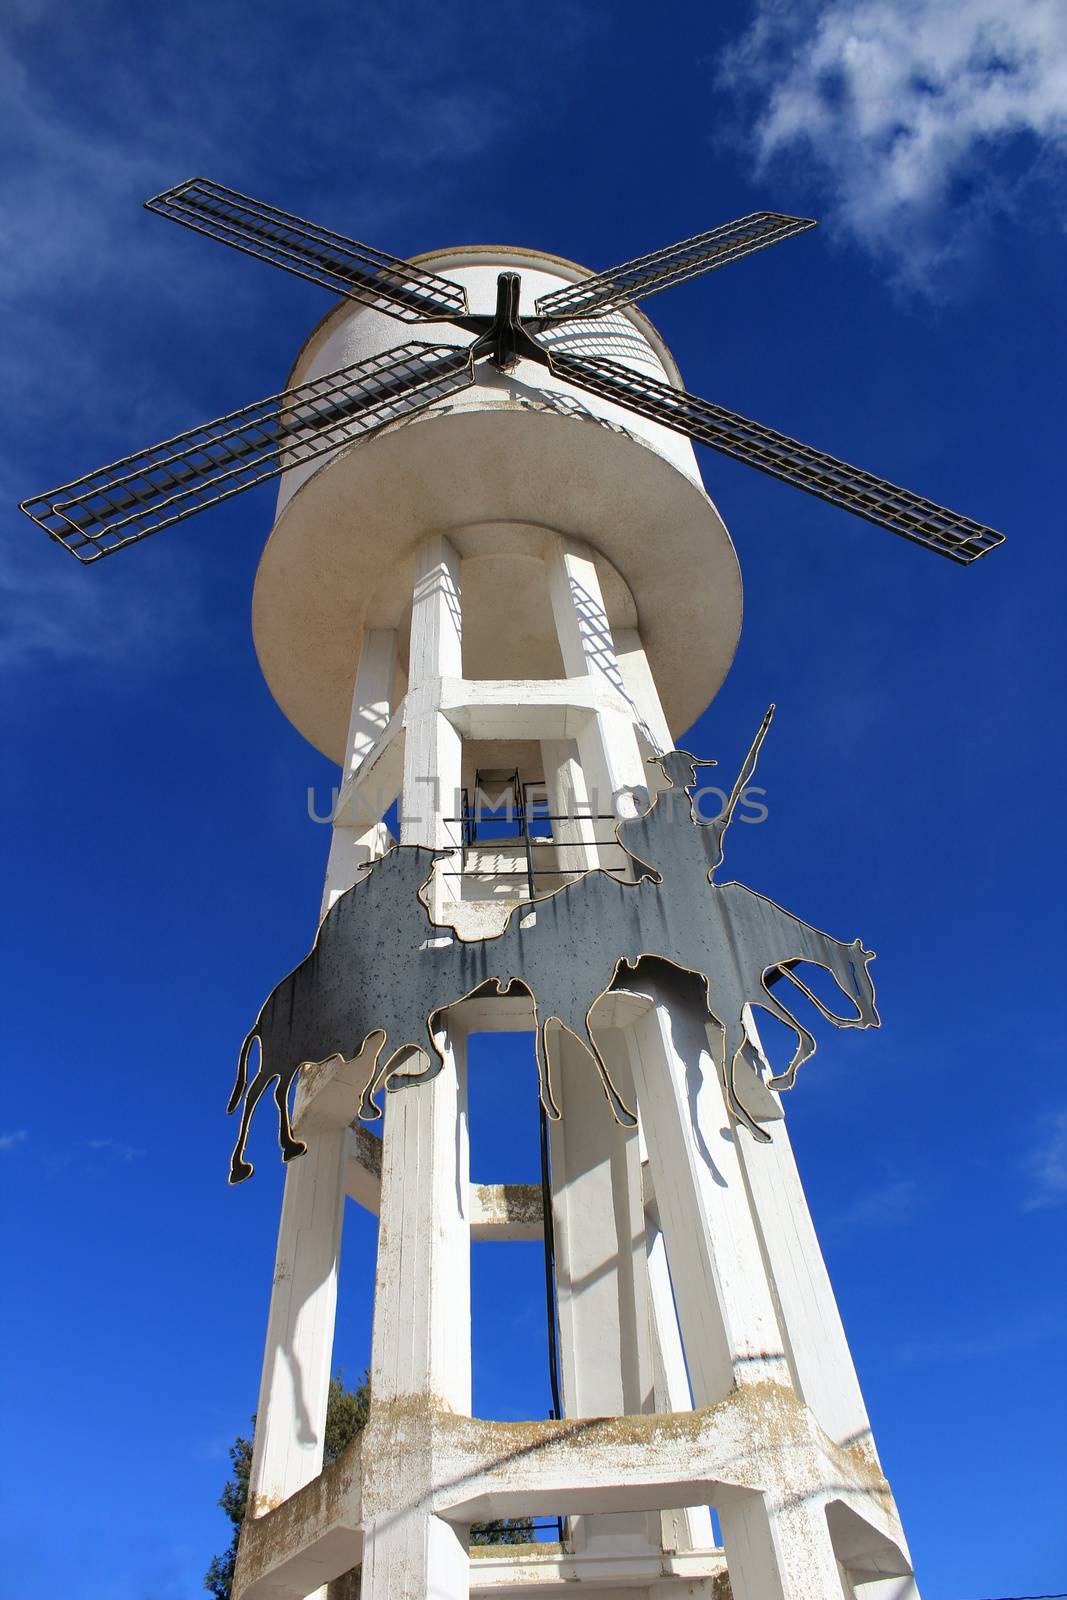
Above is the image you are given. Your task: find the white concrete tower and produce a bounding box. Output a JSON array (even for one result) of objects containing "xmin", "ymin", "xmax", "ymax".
[{"xmin": 233, "ymin": 246, "xmax": 920, "ymax": 1600}]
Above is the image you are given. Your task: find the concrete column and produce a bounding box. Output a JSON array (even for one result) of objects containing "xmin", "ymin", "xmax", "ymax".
[
  {"xmin": 246, "ymin": 634, "xmax": 399, "ymax": 1594},
  {"xmin": 322, "ymin": 628, "xmax": 398, "ymax": 914},
  {"xmin": 614, "ymin": 626, "xmax": 674, "ymax": 755},
  {"xmin": 735, "ymin": 1098, "xmax": 876, "ymax": 1456},
  {"xmin": 545, "ymin": 535, "xmax": 648, "ymax": 847},
  {"xmin": 246, "ymin": 1126, "xmax": 348, "ymax": 1519},
  {"xmin": 402, "ymin": 535, "xmax": 464, "ymax": 921},
  {"xmin": 540, "ymin": 737, "xmax": 599, "ymax": 875},
  {"xmin": 369, "ymin": 1028, "xmax": 471, "ymax": 1408},
  {"xmin": 622, "ymin": 971, "xmax": 791, "ymax": 1406},
  {"xmin": 717, "ymin": 1488, "xmax": 845, "ymax": 1600},
  {"xmin": 361, "ymin": 1031, "xmax": 471, "ymax": 1599},
  {"xmin": 360, "ymin": 1512, "xmax": 468, "ymax": 1600},
  {"xmin": 645, "ymin": 1223, "xmax": 716, "ymax": 1553},
  {"xmin": 548, "ymin": 1031, "xmax": 657, "ymax": 1557}
]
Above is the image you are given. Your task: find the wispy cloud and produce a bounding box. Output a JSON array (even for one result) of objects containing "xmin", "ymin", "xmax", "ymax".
[
  {"xmin": 1, "ymin": 1, "xmax": 595, "ymax": 674},
  {"xmin": 85, "ymin": 1138, "xmax": 144, "ymax": 1163},
  {"xmin": 716, "ymin": 0, "xmax": 1067, "ymax": 290},
  {"xmin": 0, "ymin": 525, "xmax": 209, "ymax": 674},
  {"xmin": 0, "ymin": 1129, "xmax": 28, "ymax": 1151},
  {"xmin": 897, "ymin": 1306, "xmax": 1061, "ymax": 1364},
  {"xmin": 833, "ymin": 1174, "xmax": 922, "ymax": 1231},
  {"xmin": 1022, "ymin": 1107, "xmax": 1067, "ymax": 1212}
]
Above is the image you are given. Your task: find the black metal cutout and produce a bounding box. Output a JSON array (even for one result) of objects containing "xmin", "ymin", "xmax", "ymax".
[{"xmin": 227, "ymin": 712, "xmax": 880, "ymax": 1183}]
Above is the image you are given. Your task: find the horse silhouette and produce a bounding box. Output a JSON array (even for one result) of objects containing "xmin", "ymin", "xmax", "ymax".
[{"xmin": 227, "ymin": 712, "xmax": 879, "ymax": 1183}]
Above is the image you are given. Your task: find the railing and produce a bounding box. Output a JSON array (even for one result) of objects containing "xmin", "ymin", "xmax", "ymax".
[{"xmin": 444, "ymin": 812, "xmax": 626, "ymax": 900}]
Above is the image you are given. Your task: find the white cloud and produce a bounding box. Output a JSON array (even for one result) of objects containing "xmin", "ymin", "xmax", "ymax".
[
  {"xmin": 718, "ymin": 0, "xmax": 1067, "ymax": 288},
  {"xmin": 0, "ymin": 1129, "xmax": 28, "ymax": 1150},
  {"xmin": 1022, "ymin": 1107, "xmax": 1067, "ymax": 1211},
  {"xmin": 833, "ymin": 1174, "xmax": 921, "ymax": 1230},
  {"xmin": 86, "ymin": 1138, "xmax": 144, "ymax": 1163},
  {"xmin": 897, "ymin": 1305, "xmax": 1059, "ymax": 1363},
  {"xmin": 0, "ymin": 517, "xmax": 208, "ymax": 674}
]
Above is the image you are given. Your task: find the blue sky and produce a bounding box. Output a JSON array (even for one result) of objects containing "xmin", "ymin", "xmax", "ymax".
[{"xmin": 1, "ymin": 1, "xmax": 1065, "ymax": 1596}]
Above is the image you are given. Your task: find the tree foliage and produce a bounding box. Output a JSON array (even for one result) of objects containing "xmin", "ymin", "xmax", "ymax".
[
  {"xmin": 205, "ymin": 1371, "xmax": 369, "ymax": 1599},
  {"xmin": 205, "ymin": 1370, "xmax": 536, "ymax": 1595},
  {"xmin": 469, "ymin": 1517, "xmax": 537, "ymax": 1545}
]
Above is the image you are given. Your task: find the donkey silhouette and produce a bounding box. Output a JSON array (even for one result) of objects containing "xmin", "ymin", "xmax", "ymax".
[{"xmin": 227, "ymin": 710, "xmax": 878, "ymax": 1183}]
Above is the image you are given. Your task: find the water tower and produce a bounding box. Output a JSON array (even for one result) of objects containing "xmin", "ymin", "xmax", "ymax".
[{"xmin": 22, "ymin": 181, "xmax": 1005, "ymax": 1600}]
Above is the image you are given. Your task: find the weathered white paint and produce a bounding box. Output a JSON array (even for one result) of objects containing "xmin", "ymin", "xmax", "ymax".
[
  {"xmin": 717, "ymin": 1486, "xmax": 845, "ymax": 1600},
  {"xmin": 548, "ymin": 1031, "xmax": 658, "ymax": 1559},
  {"xmin": 859, "ymin": 1580, "xmax": 921, "ymax": 1600},
  {"xmin": 360, "ymin": 1508, "xmax": 468, "ymax": 1600},
  {"xmin": 614, "ymin": 626, "xmax": 674, "ymax": 757},
  {"xmin": 235, "ymin": 1377, "xmax": 912, "ymax": 1600},
  {"xmin": 545, "ymin": 534, "xmax": 648, "ymax": 838},
  {"xmin": 645, "ymin": 1222, "xmax": 717, "ymax": 1554},
  {"xmin": 362, "ymin": 1031, "xmax": 471, "ymax": 1598},
  {"xmin": 402, "ymin": 534, "xmax": 464, "ymax": 925},
  {"xmin": 246, "ymin": 1127, "xmax": 347, "ymax": 1520},
  {"xmin": 540, "ymin": 737, "xmax": 599, "ymax": 875},
  {"xmin": 623, "ymin": 970, "xmax": 791, "ymax": 1404},
  {"xmin": 469, "ymin": 1543, "xmax": 728, "ymax": 1591},
  {"xmin": 369, "ymin": 1034, "xmax": 470, "ymax": 1411},
  {"xmin": 735, "ymin": 1088, "xmax": 876, "ymax": 1455},
  {"xmin": 321, "ymin": 628, "xmax": 398, "ymax": 914}
]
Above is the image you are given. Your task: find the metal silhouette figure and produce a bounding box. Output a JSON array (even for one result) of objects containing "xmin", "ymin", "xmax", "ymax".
[{"xmin": 227, "ymin": 710, "xmax": 879, "ymax": 1183}]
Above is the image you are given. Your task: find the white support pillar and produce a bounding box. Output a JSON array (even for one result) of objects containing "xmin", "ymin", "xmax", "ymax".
[
  {"xmin": 717, "ymin": 1488, "xmax": 846, "ymax": 1600},
  {"xmin": 735, "ymin": 1102, "xmax": 876, "ymax": 1456},
  {"xmin": 322, "ymin": 628, "xmax": 398, "ymax": 914},
  {"xmin": 614, "ymin": 626, "xmax": 674, "ymax": 755},
  {"xmin": 545, "ymin": 536, "xmax": 648, "ymax": 849},
  {"xmin": 539, "ymin": 737, "xmax": 599, "ymax": 875},
  {"xmin": 402, "ymin": 536, "xmax": 464, "ymax": 920},
  {"xmin": 361, "ymin": 1030, "xmax": 471, "ymax": 1600},
  {"xmin": 369, "ymin": 1030, "xmax": 471, "ymax": 1409},
  {"xmin": 548, "ymin": 1031, "xmax": 657, "ymax": 1557},
  {"xmin": 360, "ymin": 1512, "xmax": 468, "ymax": 1600},
  {"xmin": 645, "ymin": 1222, "xmax": 717, "ymax": 1554},
  {"xmin": 622, "ymin": 971, "xmax": 791, "ymax": 1406},
  {"xmin": 246, "ymin": 1126, "xmax": 348, "ymax": 1520}
]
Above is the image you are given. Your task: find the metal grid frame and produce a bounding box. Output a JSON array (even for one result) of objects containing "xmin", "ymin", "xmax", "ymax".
[
  {"xmin": 20, "ymin": 343, "xmax": 474, "ymax": 561},
  {"xmin": 535, "ymin": 211, "xmax": 816, "ymax": 322},
  {"xmin": 145, "ymin": 178, "xmax": 469, "ymax": 322},
  {"xmin": 550, "ymin": 350, "xmax": 1005, "ymax": 564}
]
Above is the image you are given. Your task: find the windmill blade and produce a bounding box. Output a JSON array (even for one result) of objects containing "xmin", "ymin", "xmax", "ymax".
[
  {"xmin": 535, "ymin": 212, "xmax": 816, "ymax": 323},
  {"xmin": 549, "ymin": 351, "xmax": 1005, "ymax": 564},
  {"xmin": 20, "ymin": 342, "xmax": 475, "ymax": 562},
  {"xmin": 145, "ymin": 178, "xmax": 468, "ymax": 323}
]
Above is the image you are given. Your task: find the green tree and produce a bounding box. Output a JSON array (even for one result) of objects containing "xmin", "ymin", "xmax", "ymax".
[
  {"xmin": 205, "ymin": 1370, "xmax": 370, "ymax": 1599},
  {"xmin": 206, "ymin": 1372, "xmax": 537, "ymax": 1594},
  {"xmin": 469, "ymin": 1517, "xmax": 537, "ymax": 1546}
]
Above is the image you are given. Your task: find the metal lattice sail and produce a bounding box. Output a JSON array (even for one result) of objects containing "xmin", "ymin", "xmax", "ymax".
[{"xmin": 20, "ymin": 178, "xmax": 1005, "ymax": 567}]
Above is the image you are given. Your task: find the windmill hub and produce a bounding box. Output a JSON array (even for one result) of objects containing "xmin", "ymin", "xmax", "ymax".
[{"xmin": 476, "ymin": 271, "xmax": 544, "ymax": 370}]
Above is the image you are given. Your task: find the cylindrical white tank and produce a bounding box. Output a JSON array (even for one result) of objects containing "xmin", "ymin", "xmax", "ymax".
[{"xmin": 252, "ymin": 245, "xmax": 743, "ymax": 760}]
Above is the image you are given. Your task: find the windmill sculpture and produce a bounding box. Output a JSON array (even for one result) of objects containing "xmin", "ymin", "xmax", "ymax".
[
  {"xmin": 20, "ymin": 181, "xmax": 1006, "ymax": 1600},
  {"xmin": 21, "ymin": 177, "xmax": 1003, "ymax": 565}
]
